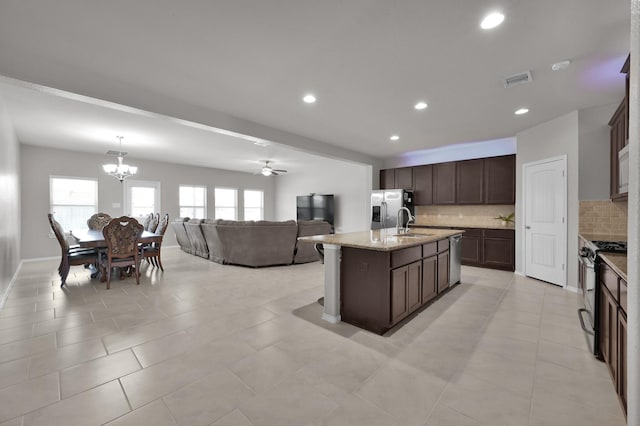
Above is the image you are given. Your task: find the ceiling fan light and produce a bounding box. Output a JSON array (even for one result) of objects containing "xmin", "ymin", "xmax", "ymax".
[{"xmin": 261, "ymin": 168, "xmax": 272, "ymax": 176}]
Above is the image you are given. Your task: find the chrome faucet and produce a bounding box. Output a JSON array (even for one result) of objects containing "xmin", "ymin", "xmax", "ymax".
[{"xmin": 396, "ymin": 207, "xmax": 415, "ymax": 234}]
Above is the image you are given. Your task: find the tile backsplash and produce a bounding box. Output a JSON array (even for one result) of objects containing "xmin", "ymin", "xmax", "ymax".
[
  {"xmin": 579, "ymin": 200, "xmax": 628, "ymax": 235},
  {"xmin": 415, "ymin": 205, "xmax": 516, "ymax": 229}
]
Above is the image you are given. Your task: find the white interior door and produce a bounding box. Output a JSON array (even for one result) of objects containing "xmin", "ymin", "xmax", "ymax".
[
  {"xmin": 523, "ymin": 157, "xmax": 567, "ymax": 287},
  {"xmin": 124, "ymin": 180, "xmax": 161, "ymax": 222}
]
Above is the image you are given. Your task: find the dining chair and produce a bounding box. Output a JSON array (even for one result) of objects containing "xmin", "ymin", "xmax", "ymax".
[
  {"xmin": 48, "ymin": 213, "xmax": 99, "ymax": 287},
  {"xmin": 142, "ymin": 213, "xmax": 169, "ymax": 270},
  {"xmin": 87, "ymin": 212, "xmax": 112, "ymax": 230},
  {"xmin": 100, "ymin": 216, "xmax": 144, "ymax": 289},
  {"xmin": 142, "ymin": 213, "xmax": 153, "ymax": 231},
  {"xmin": 147, "ymin": 212, "xmax": 160, "ymax": 233}
]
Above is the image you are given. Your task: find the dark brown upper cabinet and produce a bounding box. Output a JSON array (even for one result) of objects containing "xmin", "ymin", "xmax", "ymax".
[
  {"xmin": 609, "ymin": 54, "xmax": 629, "ymax": 201},
  {"xmin": 380, "ymin": 167, "xmax": 413, "ymax": 190},
  {"xmin": 380, "ymin": 169, "xmax": 395, "ymax": 189},
  {"xmin": 484, "ymin": 155, "xmax": 516, "ymax": 204},
  {"xmin": 395, "ymin": 167, "xmax": 413, "ymax": 190},
  {"xmin": 456, "ymin": 159, "xmax": 484, "ymax": 204},
  {"xmin": 433, "ymin": 162, "xmax": 456, "ymax": 204},
  {"xmin": 412, "ymin": 165, "xmax": 433, "ymax": 205}
]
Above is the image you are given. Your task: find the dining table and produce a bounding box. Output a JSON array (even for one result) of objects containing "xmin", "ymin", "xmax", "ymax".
[
  {"xmin": 71, "ymin": 229, "xmax": 163, "ymax": 248},
  {"xmin": 70, "ymin": 229, "xmax": 163, "ymax": 282}
]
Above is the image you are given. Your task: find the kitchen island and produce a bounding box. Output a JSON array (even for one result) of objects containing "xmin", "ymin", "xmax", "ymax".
[{"xmin": 299, "ymin": 227, "xmax": 463, "ymax": 334}]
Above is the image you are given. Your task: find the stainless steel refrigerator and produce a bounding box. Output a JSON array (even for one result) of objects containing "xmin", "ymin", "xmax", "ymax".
[{"xmin": 371, "ymin": 189, "xmax": 414, "ymax": 230}]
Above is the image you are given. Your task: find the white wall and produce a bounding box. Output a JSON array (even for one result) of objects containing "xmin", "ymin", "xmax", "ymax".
[
  {"xmin": 274, "ymin": 161, "xmax": 372, "ymax": 233},
  {"xmin": 579, "ymin": 103, "xmax": 619, "ymax": 200},
  {"xmin": 384, "ymin": 137, "xmax": 516, "ymax": 169},
  {"xmin": 516, "ymin": 111, "xmax": 579, "ymax": 290},
  {"xmin": 0, "ymin": 97, "xmax": 21, "ymax": 302},
  {"xmin": 21, "ymin": 144, "xmax": 276, "ymax": 259}
]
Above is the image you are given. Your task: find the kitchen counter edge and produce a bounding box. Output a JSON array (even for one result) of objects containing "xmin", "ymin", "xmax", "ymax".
[{"xmin": 298, "ymin": 228, "xmax": 464, "ymax": 252}]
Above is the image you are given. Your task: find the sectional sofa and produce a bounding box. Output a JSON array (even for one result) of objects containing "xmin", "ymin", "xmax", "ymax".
[{"xmin": 171, "ymin": 218, "xmax": 332, "ymax": 267}]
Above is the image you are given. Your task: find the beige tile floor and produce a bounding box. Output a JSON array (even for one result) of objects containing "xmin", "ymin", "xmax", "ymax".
[{"xmin": 0, "ymin": 247, "xmax": 626, "ymax": 426}]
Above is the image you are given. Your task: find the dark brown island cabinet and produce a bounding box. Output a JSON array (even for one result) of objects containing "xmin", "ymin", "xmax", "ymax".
[
  {"xmin": 599, "ymin": 261, "xmax": 628, "ymax": 415},
  {"xmin": 380, "ymin": 154, "xmax": 515, "ymax": 205},
  {"xmin": 340, "ymin": 238, "xmax": 452, "ymax": 335}
]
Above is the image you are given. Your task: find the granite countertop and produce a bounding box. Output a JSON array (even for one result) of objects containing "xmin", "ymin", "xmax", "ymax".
[
  {"xmin": 298, "ymin": 227, "xmax": 464, "ymax": 252},
  {"xmin": 599, "ymin": 253, "xmax": 627, "ymax": 282}
]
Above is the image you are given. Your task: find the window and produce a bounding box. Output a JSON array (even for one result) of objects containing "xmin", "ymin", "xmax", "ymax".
[
  {"xmin": 179, "ymin": 185, "xmax": 207, "ymax": 218},
  {"xmin": 50, "ymin": 177, "xmax": 98, "ymax": 231},
  {"xmin": 214, "ymin": 187, "xmax": 237, "ymax": 220},
  {"xmin": 124, "ymin": 180, "xmax": 161, "ymax": 221},
  {"xmin": 244, "ymin": 190, "xmax": 264, "ymax": 220}
]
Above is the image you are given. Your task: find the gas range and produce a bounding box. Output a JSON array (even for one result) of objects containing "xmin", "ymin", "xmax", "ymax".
[
  {"xmin": 580, "ymin": 239, "xmax": 627, "ymax": 261},
  {"xmin": 590, "ymin": 240, "xmax": 627, "ymax": 253}
]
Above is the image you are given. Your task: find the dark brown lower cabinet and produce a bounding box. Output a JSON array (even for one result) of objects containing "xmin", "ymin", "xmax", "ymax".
[
  {"xmin": 459, "ymin": 228, "xmax": 514, "ymax": 271},
  {"xmin": 340, "ymin": 237, "xmax": 456, "ymax": 334},
  {"xmin": 391, "ymin": 267, "xmax": 409, "ymax": 324},
  {"xmin": 437, "ymin": 251, "xmax": 449, "ymax": 293},
  {"xmin": 422, "ymin": 255, "xmax": 437, "ymax": 304},
  {"xmin": 407, "ymin": 261, "xmax": 422, "ymax": 313},
  {"xmin": 618, "ymin": 312, "xmax": 627, "ymax": 414},
  {"xmin": 483, "ymin": 229, "xmax": 515, "ymax": 270},
  {"xmin": 392, "ymin": 261, "xmax": 422, "ymax": 323},
  {"xmin": 601, "ymin": 286, "xmax": 618, "ymax": 381},
  {"xmin": 461, "ymin": 229, "xmax": 482, "ymax": 266},
  {"xmin": 598, "ymin": 261, "xmax": 627, "ymax": 417}
]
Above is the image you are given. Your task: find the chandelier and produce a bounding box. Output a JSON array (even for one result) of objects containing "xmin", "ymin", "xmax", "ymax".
[{"xmin": 102, "ymin": 136, "xmax": 138, "ymax": 182}]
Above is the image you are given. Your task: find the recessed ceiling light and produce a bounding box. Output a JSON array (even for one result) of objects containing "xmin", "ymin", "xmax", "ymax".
[
  {"xmin": 254, "ymin": 141, "xmax": 269, "ymax": 147},
  {"xmin": 390, "ymin": 135, "xmax": 400, "ymax": 141},
  {"xmin": 514, "ymin": 108, "xmax": 529, "ymax": 115},
  {"xmin": 414, "ymin": 101, "xmax": 428, "ymax": 110},
  {"xmin": 481, "ymin": 12, "xmax": 505, "ymax": 30},
  {"xmin": 551, "ymin": 60, "xmax": 571, "ymax": 71},
  {"xmin": 303, "ymin": 94, "xmax": 316, "ymax": 104}
]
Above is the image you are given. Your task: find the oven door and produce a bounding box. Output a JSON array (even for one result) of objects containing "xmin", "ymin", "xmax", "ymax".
[{"xmin": 577, "ymin": 254, "xmax": 597, "ymax": 355}]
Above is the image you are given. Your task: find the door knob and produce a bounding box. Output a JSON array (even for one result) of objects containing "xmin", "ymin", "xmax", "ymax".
[{"xmin": 525, "ymin": 226, "xmax": 531, "ymax": 229}]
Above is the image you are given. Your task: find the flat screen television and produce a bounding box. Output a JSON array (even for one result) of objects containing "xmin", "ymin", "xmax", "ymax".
[{"xmin": 296, "ymin": 194, "xmax": 335, "ymax": 226}]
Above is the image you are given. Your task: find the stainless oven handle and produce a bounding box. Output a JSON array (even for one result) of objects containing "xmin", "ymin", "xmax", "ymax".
[{"xmin": 577, "ymin": 308, "xmax": 595, "ymax": 336}]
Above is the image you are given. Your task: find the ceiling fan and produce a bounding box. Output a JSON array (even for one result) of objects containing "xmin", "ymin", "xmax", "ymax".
[{"xmin": 256, "ymin": 160, "xmax": 287, "ymax": 176}]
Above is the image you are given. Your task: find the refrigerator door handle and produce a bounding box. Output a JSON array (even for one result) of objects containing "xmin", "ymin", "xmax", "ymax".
[{"xmin": 381, "ymin": 201, "xmax": 387, "ymax": 228}]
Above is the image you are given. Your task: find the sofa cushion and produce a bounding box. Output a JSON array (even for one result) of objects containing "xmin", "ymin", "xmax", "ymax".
[
  {"xmin": 207, "ymin": 220, "xmax": 298, "ymax": 267},
  {"xmin": 184, "ymin": 218, "xmax": 209, "ymax": 259},
  {"xmin": 294, "ymin": 220, "xmax": 333, "ymax": 263},
  {"xmin": 171, "ymin": 218, "xmax": 192, "ymax": 254}
]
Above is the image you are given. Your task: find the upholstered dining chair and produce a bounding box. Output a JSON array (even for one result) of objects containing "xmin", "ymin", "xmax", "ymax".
[
  {"xmin": 100, "ymin": 216, "xmax": 144, "ymax": 289},
  {"xmin": 87, "ymin": 212, "xmax": 111, "ymax": 230},
  {"xmin": 142, "ymin": 213, "xmax": 169, "ymax": 270},
  {"xmin": 142, "ymin": 213, "xmax": 153, "ymax": 232},
  {"xmin": 147, "ymin": 212, "xmax": 160, "ymax": 233},
  {"xmin": 48, "ymin": 213, "xmax": 99, "ymax": 287}
]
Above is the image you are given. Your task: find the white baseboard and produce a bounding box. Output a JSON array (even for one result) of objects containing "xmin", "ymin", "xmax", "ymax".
[
  {"xmin": 514, "ymin": 270, "xmax": 525, "ymax": 277},
  {"xmin": 21, "ymin": 256, "xmax": 59, "ymax": 263},
  {"xmin": 0, "ymin": 260, "xmax": 24, "ymax": 310},
  {"xmin": 565, "ymin": 285, "xmax": 579, "ymax": 293}
]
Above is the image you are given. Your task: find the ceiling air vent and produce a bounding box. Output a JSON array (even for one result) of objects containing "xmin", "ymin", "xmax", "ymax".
[{"xmin": 503, "ymin": 70, "xmax": 533, "ymax": 88}]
